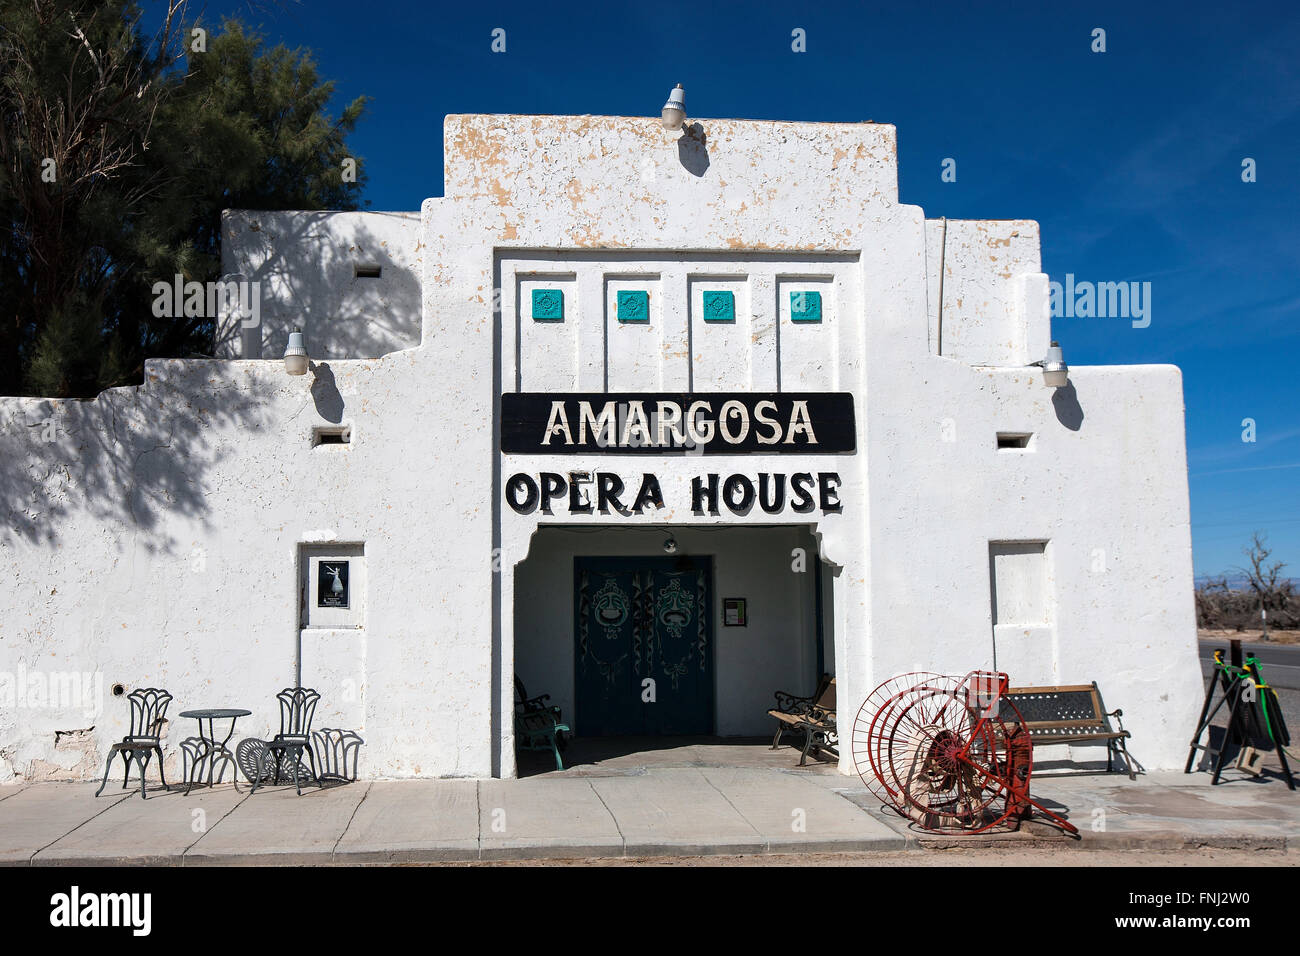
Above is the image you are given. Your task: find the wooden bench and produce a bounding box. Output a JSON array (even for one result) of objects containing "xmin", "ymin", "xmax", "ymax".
[
  {"xmin": 999, "ymin": 682, "xmax": 1142, "ymax": 779},
  {"xmin": 769, "ymin": 675, "xmax": 838, "ymax": 766}
]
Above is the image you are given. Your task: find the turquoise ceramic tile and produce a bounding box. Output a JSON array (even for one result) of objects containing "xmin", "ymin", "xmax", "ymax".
[
  {"xmin": 616, "ymin": 289, "xmax": 650, "ymax": 323},
  {"xmin": 702, "ymin": 289, "xmax": 735, "ymax": 322},
  {"xmin": 790, "ymin": 290, "xmax": 823, "ymax": 322},
  {"xmin": 531, "ymin": 288, "xmax": 564, "ymax": 321}
]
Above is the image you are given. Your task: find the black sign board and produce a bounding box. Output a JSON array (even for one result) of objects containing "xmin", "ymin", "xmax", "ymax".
[
  {"xmin": 318, "ymin": 561, "xmax": 350, "ymax": 608},
  {"xmin": 500, "ymin": 392, "xmax": 856, "ymax": 455}
]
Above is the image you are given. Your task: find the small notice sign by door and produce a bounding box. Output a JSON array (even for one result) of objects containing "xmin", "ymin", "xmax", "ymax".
[
  {"xmin": 723, "ymin": 598, "xmax": 746, "ymax": 627},
  {"xmin": 318, "ymin": 561, "xmax": 350, "ymax": 608}
]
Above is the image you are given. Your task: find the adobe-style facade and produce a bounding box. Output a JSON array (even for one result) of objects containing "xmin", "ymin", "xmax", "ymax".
[{"xmin": 0, "ymin": 114, "xmax": 1203, "ymax": 781}]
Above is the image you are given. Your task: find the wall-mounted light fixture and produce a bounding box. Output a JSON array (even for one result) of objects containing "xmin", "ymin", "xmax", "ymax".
[
  {"xmin": 661, "ymin": 83, "xmax": 686, "ymax": 131},
  {"xmin": 1031, "ymin": 340, "xmax": 1069, "ymax": 388},
  {"xmin": 284, "ymin": 327, "xmax": 309, "ymax": 376},
  {"xmin": 662, "ymin": 535, "xmax": 679, "ymax": 554}
]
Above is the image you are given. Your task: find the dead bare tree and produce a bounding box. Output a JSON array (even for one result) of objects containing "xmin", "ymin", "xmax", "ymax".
[{"xmin": 1233, "ymin": 531, "xmax": 1291, "ymax": 641}]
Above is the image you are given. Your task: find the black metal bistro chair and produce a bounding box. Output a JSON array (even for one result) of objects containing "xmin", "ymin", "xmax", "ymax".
[
  {"xmin": 95, "ymin": 687, "xmax": 172, "ymax": 799},
  {"xmin": 251, "ymin": 687, "xmax": 321, "ymax": 795}
]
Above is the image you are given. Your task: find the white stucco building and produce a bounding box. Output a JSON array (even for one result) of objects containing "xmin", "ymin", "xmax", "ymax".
[{"xmin": 0, "ymin": 113, "xmax": 1204, "ymax": 782}]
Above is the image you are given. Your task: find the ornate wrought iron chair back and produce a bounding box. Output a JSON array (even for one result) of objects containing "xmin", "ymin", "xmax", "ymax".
[
  {"xmin": 128, "ymin": 687, "xmax": 174, "ymax": 741},
  {"xmin": 276, "ymin": 687, "xmax": 321, "ymax": 740},
  {"xmin": 95, "ymin": 686, "xmax": 173, "ymax": 799}
]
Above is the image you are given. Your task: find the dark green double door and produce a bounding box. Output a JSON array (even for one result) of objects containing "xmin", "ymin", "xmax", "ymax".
[{"xmin": 574, "ymin": 556, "xmax": 713, "ymax": 736}]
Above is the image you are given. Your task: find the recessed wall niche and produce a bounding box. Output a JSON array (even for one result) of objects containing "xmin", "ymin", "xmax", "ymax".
[
  {"xmin": 988, "ymin": 540, "xmax": 1050, "ymax": 626},
  {"xmin": 515, "ymin": 271, "xmax": 579, "ymax": 391},
  {"xmin": 689, "ymin": 275, "xmax": 750, "ymax": 390},
  {"xmin": 300, "ymin": 542, "xmax": 365, "ymax": 629},
  {"xmin": 518, "ymin": 273, "xmax": 575, "ymax": 323},
  {"xmin": 496, "ymin": 251, "xmax": 859, "ymax": 394},
  {"xmin": 777, "ymin": 276, "xmax": 833, "ymax": 325},
  {"xmin": 605, "ymin": 275, "xmax": 661, "ymax": 326}
]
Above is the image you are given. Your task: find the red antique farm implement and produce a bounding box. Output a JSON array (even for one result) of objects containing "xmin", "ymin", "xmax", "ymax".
[{"xmin": 852, "ymin": 671, "xmax": 1078, "ymax": 835}]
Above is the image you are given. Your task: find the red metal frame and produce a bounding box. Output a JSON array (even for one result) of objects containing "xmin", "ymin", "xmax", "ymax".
[{"xmin": 852, "ymin": 670, "xmax": 1078, "ymax": 835}]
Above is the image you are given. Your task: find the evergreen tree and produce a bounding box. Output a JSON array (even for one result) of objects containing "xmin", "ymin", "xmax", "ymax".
[{"xmin": 0, "ymin": 0, "xmax": 367, "ymax": 397}]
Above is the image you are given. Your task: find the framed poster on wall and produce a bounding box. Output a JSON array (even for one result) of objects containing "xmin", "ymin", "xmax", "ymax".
[
  {"xmin": 723, "ymin": 598, "xmax": 746, "ymax": 627},
  {"xmin": 318, "ymin": 561, "xmax": 350, "ymax": 608}
]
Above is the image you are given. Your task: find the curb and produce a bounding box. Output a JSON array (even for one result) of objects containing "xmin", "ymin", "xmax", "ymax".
[
  {"xmin": 17, "ymin": 832, "xmax": 1289, "ymax": 864},
  {"xmin": 5, "ymin": 837, "xmax": 1290, "ymax": 866}
]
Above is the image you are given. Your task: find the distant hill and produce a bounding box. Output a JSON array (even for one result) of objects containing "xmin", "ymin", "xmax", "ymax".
[{"xmin": 1195, "ymin": 574, "xmax": 1300, "ymax": 589}]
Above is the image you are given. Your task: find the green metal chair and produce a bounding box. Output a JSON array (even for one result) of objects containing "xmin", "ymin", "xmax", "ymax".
[
  {"xmin": 514, "ymin": 676, "xmax": 569, "ymax": 770},
  {"xmin": 515, "ymin": 708, "xmax": 571, "ymax": 771}
]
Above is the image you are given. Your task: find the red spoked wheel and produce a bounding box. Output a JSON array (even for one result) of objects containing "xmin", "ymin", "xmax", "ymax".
[
  {"xmin": 852, "ymin": 671, "xmax": 943, "ymax": 808},
  {"xmin": 853, "ymin": 671, "xmax": 1079, "ymax": 835},
  {"xmin": 887, "ymin": 682, "xmax": 1013, "ymax": 832}
]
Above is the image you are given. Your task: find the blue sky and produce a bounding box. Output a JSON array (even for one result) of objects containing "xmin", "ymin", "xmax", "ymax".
[{"xmin": 198, "ymin": 0, "xmax": 1298, "ymax": 578}]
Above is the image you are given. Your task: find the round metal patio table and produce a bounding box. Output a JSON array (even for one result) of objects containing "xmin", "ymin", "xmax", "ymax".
[{"xmin": 179, "ymin": 709, "xmax": 252, "ymax": 794}]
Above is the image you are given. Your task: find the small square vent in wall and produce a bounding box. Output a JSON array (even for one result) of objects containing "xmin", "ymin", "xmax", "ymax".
[
  {"xmin": 313, "ymin": 425, "xmax": 352, "ymax": 447},
  {"xmin": 997, "ymin": 432, "xmax": 1033, "ymax": 450},
  {"xmin": 354, "ymin": 264, "xmax": 382, "ymax": 279}
]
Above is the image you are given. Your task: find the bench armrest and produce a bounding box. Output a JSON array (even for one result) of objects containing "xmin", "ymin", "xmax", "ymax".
[
  {"xmin": 516, "ymin": 710, "xmax": 562, "ymax": 733},
  {"xmin": 773, "ymin": 691, "xmax": 814, "ymax": 714},
  {"xmin": 1105, "ymin": 708, "xmax": 1128, "ymax": 733},
  {"xmin": 804, "ymin": 706, "xmax": 836, "ymax": 726}
]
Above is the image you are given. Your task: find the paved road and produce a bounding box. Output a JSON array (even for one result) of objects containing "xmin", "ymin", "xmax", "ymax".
[{"xmin": 1198, "ymin": 640, "xmax": 1300, "ymax": 690}]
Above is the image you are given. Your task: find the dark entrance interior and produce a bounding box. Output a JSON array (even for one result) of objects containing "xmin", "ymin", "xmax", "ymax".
[
  {"xmin": 574, "ymin": 555, "xmax": 714, "ymax": 735},
  {"xmin": 511, "ymin": 524, "xmax": 837, "ymax": 776}
]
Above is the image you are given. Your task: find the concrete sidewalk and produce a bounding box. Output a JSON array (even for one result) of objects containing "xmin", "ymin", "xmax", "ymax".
[{"xmin": 1, "ymin": 754, "xmax": 1296, "ymax": 864}]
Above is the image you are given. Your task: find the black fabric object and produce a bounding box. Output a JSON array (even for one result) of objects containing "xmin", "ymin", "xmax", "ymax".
[{"xmin": 1263, "ymin": 687, "xmax": 1291, "ymax": 747}]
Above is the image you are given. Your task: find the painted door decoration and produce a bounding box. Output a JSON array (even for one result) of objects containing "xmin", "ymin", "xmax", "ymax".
[{"xmin": 575, "ymin": 556, "xmax": 713, "ymax": 735}]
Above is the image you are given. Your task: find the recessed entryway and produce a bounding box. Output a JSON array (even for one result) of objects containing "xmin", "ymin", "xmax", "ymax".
[{"xmin": 512, "ymin": 524, "xmax": 835, "ymax": 770}]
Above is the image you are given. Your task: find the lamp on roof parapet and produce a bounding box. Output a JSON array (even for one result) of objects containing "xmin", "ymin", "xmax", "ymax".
[
  {"xmin": 1033, "ymin": 341, "xmax": 1069, "ymax": 388},
  {"xmin": 284, "ymin": 327, "xmax": 309, "ymax": 376},
  {"xmin": 661, "ymin": 84, "xmax": 686, "ymax": 131}
]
